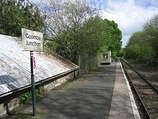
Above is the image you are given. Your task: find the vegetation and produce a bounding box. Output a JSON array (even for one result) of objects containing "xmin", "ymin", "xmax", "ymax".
[
  {"xmin": 46, "ymin": 16, "xmax": 122, "ymax": 71},
  {"xmin": 124, "ymin": 14, "xmax": 158, "ymax": 65},
  {"xmin": 44, "ymin": 0, "xmax": 122, "ymax": 71},
  {"xmin": 0, "ymin": 0, "xmax": 45, "ymax": 36},
  {"xmin": 19, "ymin": 86, "xmax": 44, "ymax": 104}
]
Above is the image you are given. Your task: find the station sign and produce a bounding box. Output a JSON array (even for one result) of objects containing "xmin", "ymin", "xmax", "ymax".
[{"xmin": 22, "ymin": 28, "xmax": 43, "ymax": 51}]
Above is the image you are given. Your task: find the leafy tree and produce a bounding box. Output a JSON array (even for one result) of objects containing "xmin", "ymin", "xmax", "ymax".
[
  {"xmin": 125, "ymin": 31, "xmax": 155, "ymax": 64},
  {"xmin": 81, "ymin": 17, "xmax": 122, "ymax": 54},
  {"xmin": 105, "ymin": 20, "xmax": 122, "ymax": 59},
  {"xmin": 143, "ymin": 14, "xmax": 158, "ymax": 64},
  {"xmin": 0, "ymin": 0, "xmax": 45, "ymax": 37},
  {"xmin": 125, "ymin": 13, "xmax": 158, "ymax": 65}
]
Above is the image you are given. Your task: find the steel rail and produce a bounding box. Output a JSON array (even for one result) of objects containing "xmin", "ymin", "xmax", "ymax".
[
  {"xmin": 121, "ymin": 58, "xmax": 158, "ymax": 93},
  {"xmin": 120, "ymin": 58, "xmax": 153, "ymax": 119}
]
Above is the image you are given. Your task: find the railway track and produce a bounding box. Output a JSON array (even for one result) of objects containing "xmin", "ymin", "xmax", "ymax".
[{"xmin": 120, "ymin": 58, "xmax": 158, "ymax": 119}]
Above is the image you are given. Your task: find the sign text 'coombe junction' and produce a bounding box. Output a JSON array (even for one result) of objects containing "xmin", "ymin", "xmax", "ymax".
[
  {"xmin": 22, "ymin": 28, "xmax": 43, "ymax": 51},
  {"xmin": 25, "ymin": 33, "xmax": 41, "ymax": 46}
]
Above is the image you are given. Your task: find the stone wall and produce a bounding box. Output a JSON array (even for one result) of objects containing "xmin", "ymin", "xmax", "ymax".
[{"xmin": 0, "ymin": 69, "xmax": 78, "ymax": 117}]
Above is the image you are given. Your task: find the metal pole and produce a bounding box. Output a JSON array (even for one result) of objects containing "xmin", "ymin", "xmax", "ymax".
[
  {"xmin": 78, "ymin": 55, "xmax": 81, "ymax": 76},
  {"xmin": 30, "ymin": 51, "xmax": 36, "ymax": 116}
]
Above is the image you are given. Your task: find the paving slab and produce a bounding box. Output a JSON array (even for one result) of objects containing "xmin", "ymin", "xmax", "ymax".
[{"xmin": 108, "ymin": 62, "xmax": 140, "ymax": 119}]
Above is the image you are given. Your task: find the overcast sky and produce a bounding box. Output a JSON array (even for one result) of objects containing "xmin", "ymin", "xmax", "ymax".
[{"xmin": 91, "ymin": 0, "xmax": 158, "ymax": 47}]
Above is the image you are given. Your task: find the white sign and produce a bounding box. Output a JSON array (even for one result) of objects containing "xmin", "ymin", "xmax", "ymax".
[{"xmin": 22, "ymin": 28, "xmax": 43, "ymax": 51}]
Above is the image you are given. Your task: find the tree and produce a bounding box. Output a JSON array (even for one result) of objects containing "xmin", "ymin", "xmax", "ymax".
[
  {"xmin": 125, "ymin": 31, "xmax": 155, "ymax": 64},
  {"xmin": 0, "ymin": 0, "xmax": 45, "ymax": 37},
  {"xmin": 44, "ymin": 0, "xmax": 122, "ymax": 71},
  {"xmin": 46, "ymin": 16, "xmax": 122, "ymax": 71},
  {"xmin": 125, "ymin": 14, "xmax": 158, "ymax": 65},
  {"xmin": 80, "ymin": 17, "xmax": 122, "ymax": 55},
  {"xmin": 43, "ymin": 0, "xmax": 97, "ymax": 37},
  {"xmin": 143, "ymin": 14, "xmax": 158, "ymax": 64},
  {"xmin": 104, "ymin": 20, "xmax": 122, "ymax": 59},
  {"xmin": 44, "ymin": 0, "xmax": 97, "ymax": 64}
]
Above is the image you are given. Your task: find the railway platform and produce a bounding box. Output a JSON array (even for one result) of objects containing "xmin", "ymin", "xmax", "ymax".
[{"xmin": 2, "ymin": 62, "xmax": 140, "ymax": 119}]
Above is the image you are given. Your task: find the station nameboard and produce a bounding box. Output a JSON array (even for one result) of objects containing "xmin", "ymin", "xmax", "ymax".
[{"xmin": 22, "ymin": 28, "xmax": 43, "ymax": 51}]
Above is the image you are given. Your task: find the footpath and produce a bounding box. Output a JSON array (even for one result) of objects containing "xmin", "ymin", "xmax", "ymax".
[{"xmin": 2, "ymin": 62, "xmax": 140, "ymax": 119}]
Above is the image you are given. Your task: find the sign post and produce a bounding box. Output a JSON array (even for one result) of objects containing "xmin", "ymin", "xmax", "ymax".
[
  {"xmin": 22, "ymin": 28, "xmax": 43, "ymax": 116},
  {"xmin": 30, "ymin": 51, "xmax": 36, "ymax": 116}
]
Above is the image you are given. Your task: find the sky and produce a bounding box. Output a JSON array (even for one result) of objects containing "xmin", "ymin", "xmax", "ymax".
[{"xmin": 90, "ymin": 0, "xmax": 158, "ymax": 47}]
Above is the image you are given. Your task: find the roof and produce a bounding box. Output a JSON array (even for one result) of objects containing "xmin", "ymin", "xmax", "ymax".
[{"xmin": 0, "ymin": 34, "xmax": 78, "ymax": 97}]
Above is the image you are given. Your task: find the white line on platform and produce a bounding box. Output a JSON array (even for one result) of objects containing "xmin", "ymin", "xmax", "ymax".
[{"xmin": 119, "ymin": 61, "xmax": 141, "ymax": 119}]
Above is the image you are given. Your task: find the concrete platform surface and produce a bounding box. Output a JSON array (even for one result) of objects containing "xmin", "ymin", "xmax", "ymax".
[{"xmin": 2, "ymin": 62, "xmax": 140, "ymax": 119}]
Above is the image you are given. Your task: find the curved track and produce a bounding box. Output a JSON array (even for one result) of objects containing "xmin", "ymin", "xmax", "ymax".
[{"xmin": 121, "ymin": 58, "xmax": 158, "ymax": 119}]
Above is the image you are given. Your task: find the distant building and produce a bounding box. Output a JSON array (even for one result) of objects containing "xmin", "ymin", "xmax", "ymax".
[{"xmin": 98, "ymin": 51, "xmax": 111, "ymax": 67}]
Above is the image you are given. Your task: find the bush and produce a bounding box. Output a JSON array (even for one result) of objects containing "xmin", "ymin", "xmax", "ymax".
[{"xmin": 19, "ymin": 86, "xmax": 44, "ymax": 104}]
